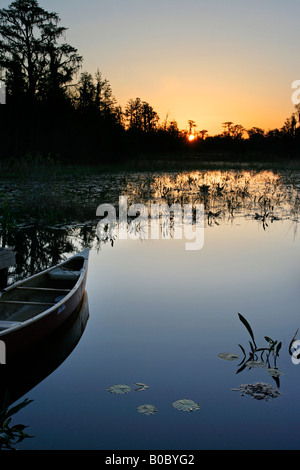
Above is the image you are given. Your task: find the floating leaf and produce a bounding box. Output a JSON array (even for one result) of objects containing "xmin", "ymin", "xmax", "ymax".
[
  {"xmin": 245, "ymin": 360, "xmax": 266, "ymax": 368},
  {"xmin": 107, "ymin": 384, "xmax": 131, "ymax": 395},
  {"xmin": 134, "ymin": 383, "xmax": 149, "ymax": 392},
  {"xmin": 233, "ymin": 382, "xmax": 281, "ymax": 401},
  {"xmin": 137, "ymin": 404, "xmax": 157, "ymax": 415},
  {"xmin": 172, "ymin": 399, "xmax": 200, "ymax": 412},
  {"xmin": 267, "ymin": 368, "xmax": 283, "ymax": 377},
  {"xmin": 218, "ymin": 352, "xmax": 239, "ymax": 361}
]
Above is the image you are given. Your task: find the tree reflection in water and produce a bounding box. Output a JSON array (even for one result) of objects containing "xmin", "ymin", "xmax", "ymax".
[{"xmin": 0, "ymin": 170, "xmax": 299, "ymax": 284}]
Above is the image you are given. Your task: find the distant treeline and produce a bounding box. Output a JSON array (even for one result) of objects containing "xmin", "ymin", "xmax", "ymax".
[{"xmin": 0, "ymin": 0, "xmax": 299, "ymax": 166}]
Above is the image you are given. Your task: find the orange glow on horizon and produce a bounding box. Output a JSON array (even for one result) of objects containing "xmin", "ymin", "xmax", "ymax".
[{"xmin": 188, "ymin": 134, "xmax": 196, "ymax": 142}]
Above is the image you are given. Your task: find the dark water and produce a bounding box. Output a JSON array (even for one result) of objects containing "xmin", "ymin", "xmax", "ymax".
[{"xmin": 0, "ymin": 169, "xmax": 299, "ymax": 450}]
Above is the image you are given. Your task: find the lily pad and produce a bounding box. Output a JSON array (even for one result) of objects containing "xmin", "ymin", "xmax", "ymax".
[
  {"xmin": 218, "ymin": 353, "xmax": 239, "ymax": 361},
  {"xmin": 134, "ymin": 382, "xmax": 149, "ymax": 392},
  {"xmin": 233, "ymin": 382, "xmax": 281, "ymax": 401},
  {"xmin": 245, "ymin": 360, "xmax": 266, "ymax": 368},
  {"xmin": 107, "ymin": 384, "xmax": 131, "ymax": 395},
  {"xmin": 172, "ymin": 399, "xmax": 200, "ymax": 412},
  {"xmin": 267, "ymin": 368, "xmax": 284, "ymax": 377},
  {"xmin": 137, "ymin": 404, "xmax": 157, "ymax": 415}
]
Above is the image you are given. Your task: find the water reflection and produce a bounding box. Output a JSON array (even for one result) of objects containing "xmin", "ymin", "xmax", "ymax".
[
  {"xmin": 0, "ymin": 396, "xmax": 33, "ymax": 450},
  {"xmin": 0, "ymin": 225, "xmax": 97, "ymax": 284},
  {"xmin": 219, "ymin": 313, "xmax": 300, "ymax": 390},
  {"xmin": 1, "ymin": 169, "xmax": 299, "ymax": 449},
  {"xmin": 0, "ymin": 292, "xmax": 89, "ymax": 449},
  {"xmin": 235, "ymin": 313, "xmax": 283, "ymax": 388},
  {"xmin": 0, "ymin": 170, "xmax": 299, "ymax": 284},
  {"xmin": 123, "ymin": 170, "xmax": 300, "ymax": 222},
  {"xmin": 1, "ymin": 170, "xmax": 299, "ymax": 227}
]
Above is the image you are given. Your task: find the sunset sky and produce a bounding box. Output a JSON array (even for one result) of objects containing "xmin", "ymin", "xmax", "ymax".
[{"xmin": 34, "ymin": 0, "xmax": 300, "ymax": 135}]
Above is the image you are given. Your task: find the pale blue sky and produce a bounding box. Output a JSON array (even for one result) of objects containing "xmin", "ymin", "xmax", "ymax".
[{"xmin": 6, "ymin": 0, "xmax": 300, "ymax": 133}]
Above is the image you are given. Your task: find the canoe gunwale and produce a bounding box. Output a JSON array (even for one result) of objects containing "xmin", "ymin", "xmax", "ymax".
[{"xmin": 0, "ymin": 249, "xmax": 89, "ymax": 338}]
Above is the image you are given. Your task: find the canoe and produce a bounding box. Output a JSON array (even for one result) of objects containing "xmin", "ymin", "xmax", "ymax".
[
  {"xmin": 0, "ymin": 292, "xmax": 89, "ymax": 408},
  {"xmin": 0, "ymin": 249, "xmax": 89, "ymax": 360}
]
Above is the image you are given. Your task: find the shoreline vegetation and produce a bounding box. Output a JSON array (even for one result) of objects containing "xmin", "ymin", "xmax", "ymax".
[
  {"xmin": 1, "ymin": 164, "xmax": 299, "ymax": 283},
  {"xmin": 0, "ymin": 1, "xmax": 299, "ymax": 237},
  {"xmin": 1, "ymin": 158, "xmax": 299, "ymax": 227},
  {"xmin": 0, "ymin": 1, "xmax": 300, "ymax": 171},
  {"xmin": 1, "ymin": 153, "xmax": 300, "ymax": 180}
]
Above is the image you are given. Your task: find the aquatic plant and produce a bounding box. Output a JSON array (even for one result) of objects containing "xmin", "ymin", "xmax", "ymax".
[
  {"xmin": 244, "ymin": 360, "xmax": 266, "ymax": 369},
  {"xmin": 217, "ymin": 353, "xmax": 239, "ymax": 361},
  {"xmin": 107, "ymin": 382, "xmax": 149, "ymax": 394},
  {"xmin": 218, "ymin": 313, "xmax": 286, "ymax": 388},
  {"xmin": 134, "ymin": 383, "xmax": 149, "ymax": 392},
  {"xmin": 172, "ymin": 399, "xmax": 200, "ymax": 412},
  {"xmin": 236, "ymin": 313, "xmax": 283, "ymax": 386},
  {"xmin": 107, "ymin": 384, "xmax": 131, "ymax": 394},
  {"xmin": 137, "ymin": 404, "xmax": 157, "ymax": 415},
  {"xmin": 267, "ymin": 368, "xmax": 283, "ymax": 378},
  {"xmin": 238, "ymin": 313, "xmax": 257, "ymax": 350},
  {"xmin": 231, "ymin": 382, "xmax": 281, "ymax": 401},
  {"xmin": 0, "ymin": 396, "xmax": 33, "ymax": 450}
]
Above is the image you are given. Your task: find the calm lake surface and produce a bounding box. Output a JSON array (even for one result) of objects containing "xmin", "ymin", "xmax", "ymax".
[{"xmin": 0, "ymin": 168, "xmax": 300, "ymax": 450}]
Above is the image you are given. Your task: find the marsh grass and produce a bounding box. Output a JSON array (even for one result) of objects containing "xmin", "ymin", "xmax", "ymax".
[
  {"xmin": 0, "ymin": 167, "xmax": 299, "ymax": 277},
  {"xmin": 122, "ymin": 169, "xmax": 300, "ymax": 228},
  {"xmin": 0, "ymin": 167, "xmax": 299, "ymax": 234},
  {"xmin": 1, "ymin": 153, "xmax": 300, "ymax": 179}
]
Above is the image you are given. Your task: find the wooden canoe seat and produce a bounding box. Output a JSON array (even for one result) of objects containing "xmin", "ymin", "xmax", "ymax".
[{"xmin": 16, "ymin": 287, "xmax": 71, "ymax": 293}]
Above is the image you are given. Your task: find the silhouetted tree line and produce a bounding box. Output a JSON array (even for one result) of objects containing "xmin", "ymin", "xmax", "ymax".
[
  {"xmin": 0, "ymin": 0, "xmax": 299, "ymax": 166},
  {"xmin": 189, "ymin": 116, "xmax": 300, "ymax": 159}
]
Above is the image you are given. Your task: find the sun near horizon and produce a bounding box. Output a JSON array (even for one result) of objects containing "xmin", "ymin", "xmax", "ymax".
[{"xmin": 36, "ymin": 0, "xmax": 300, "ymax": 135}]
